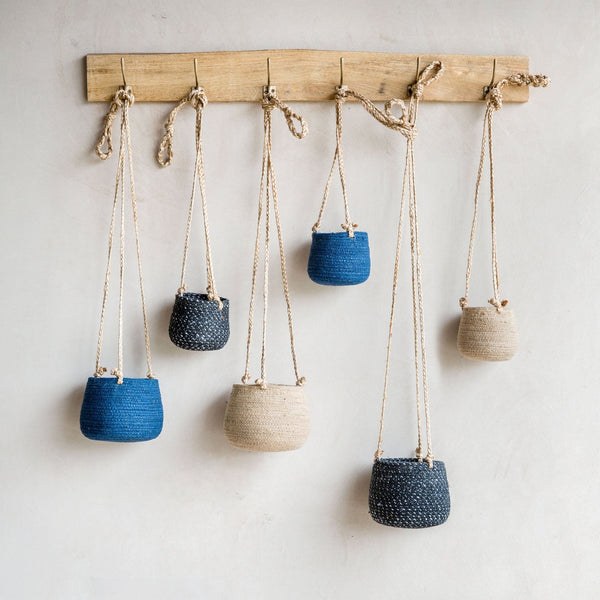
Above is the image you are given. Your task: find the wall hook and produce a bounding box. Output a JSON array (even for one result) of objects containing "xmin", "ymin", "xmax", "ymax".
[
  {"xmin": 263, "ymin": 57, "xmax": 276, "ymax": 97},
  {"xmin": 407, "ymin": 56, "xmax": 421, "ymax": 95},
  {"xmin": 483, "ymin": 58, "xmax": 497, "ymax": 97},
  {"xmin": 193, "ymin": 57, "xmax": 199, "ymax": 89},
  {"xmin": 120, "ymin": 57, "xmax": 127, "ymax": 88},
  {"xmin": 339, "ymin": 57, "xmax": 344, "ymax": 87}
]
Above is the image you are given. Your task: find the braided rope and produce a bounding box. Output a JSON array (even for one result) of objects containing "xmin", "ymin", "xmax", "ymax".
[
  {"xmin": 93, "ymin": 86, "xmax": 154, "ymax": 382},
  {"xmin": 460, "ymin": 72, "xmax": 550, "ymax": 312},
  {"xmin": 375, "ymin": 61, "xmax": 444, "ymax": 468},
  {"xmin": 242, "ymin": 91, "xmax": 308, "ymax": 388},
  {"xmin": 157, "ymin": 88, "xmax": 223, "ymax": 309}
]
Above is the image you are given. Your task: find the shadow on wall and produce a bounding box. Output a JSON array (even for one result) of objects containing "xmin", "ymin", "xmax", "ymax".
[
  {"xmin": 437, "ymin": 314, "xmax": 462, "ymax": 370},
  {"xmin": 342, "ymin": 465, "xmax": 375, "ymax": 530},
  {"xmin": 63, "ymin": 383, "xmax": 88, "ymax": 446},
  {"xmin": 153, "ymin": 298, "xmax": 176, "ymax": 358}
]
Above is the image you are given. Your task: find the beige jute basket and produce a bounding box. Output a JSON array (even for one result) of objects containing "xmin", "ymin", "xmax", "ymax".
[
  {"xmin": 224, "ymin": 384, "xmax": 310, "ymax": 452},
  {"xmin": 457, "ymin": 306, "xmax": 518, "ymax": 361}
]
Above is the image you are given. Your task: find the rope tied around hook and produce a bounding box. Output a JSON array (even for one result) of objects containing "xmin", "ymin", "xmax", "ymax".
[
  {"xmin": 157, "ymin": 86, "xmax": 223, "ymax": 310},
  {"xmin": 374, "ymin": 60, "xmax": 444, "ymax": 468},
  {"xmin": 93, "ymin": 86, "xmax": 155, "ymax": 383},
  {"xmin": 460, "ymin": 71, "xmax": 550, "ymax": 312},
  {"xmin": 242, "ymin": 90, "xmax": 307, "ymax": 389},
  {"xmin": 95, "ymin": 86, "xmax": 135, "ymax": 160}
]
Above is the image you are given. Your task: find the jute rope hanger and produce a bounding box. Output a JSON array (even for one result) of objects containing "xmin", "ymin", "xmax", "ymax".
[
  {"xmin": 242, "ymin": 84, "xmax": 308, "ymax": 390},
  {"xmin": 156, "ymin": 82, "xmax": 224, "ymax": 310},
  {"xmin": 312, "ymin": 60, "xmax": 443, "ymax": 236},
  {"xmin": 93, "ymin": 83, "xmax": 155, "ymax": 383},
  {"xmin": 374, "ymin": 60, "xmax": 444, "ymax": 468},
  {"xmin": 459, "ymin": 72, "xmax": 550, "ymax": 313}
]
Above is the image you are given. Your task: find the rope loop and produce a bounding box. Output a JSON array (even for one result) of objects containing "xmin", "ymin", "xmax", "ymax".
[
  {"xmin": 411, "ymin": 60, "xmax": 444, "ymax": 100},
  {"xmin": 262, "ymin": 93, "xmax": 308, "ymax": 139},
  {"xmin": 461, "ymin": 72, "xmax": 549, "ymax": 308},
  {"xmin": 95, "ymin": 86, "xmax": 135, "ymax": 160}
]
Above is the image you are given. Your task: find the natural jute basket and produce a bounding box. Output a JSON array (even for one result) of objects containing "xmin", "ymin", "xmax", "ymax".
[
  {"xmin": 224, "ymin": 384, "xmax": 310, "ymax": 452},
  {"xmin": 457, "ymin": 306, "xmax": 518, "ymax": 361}
]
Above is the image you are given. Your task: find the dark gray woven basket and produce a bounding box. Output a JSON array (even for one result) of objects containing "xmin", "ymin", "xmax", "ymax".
[
  {"xmin": 169, "ymin": 292, "xmax": 230, "ymax": 351},
  {"xmin": 369, "ymin": 458, "xmax": 450, "ymax": 528}
]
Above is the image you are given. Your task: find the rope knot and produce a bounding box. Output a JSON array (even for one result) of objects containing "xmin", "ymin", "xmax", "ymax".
[
  {"xmin": 255, "ymin": 378, "xmax": 268, "ymax": 390},
  {"xmin": 335, "ymin": 86, "xmax": 349, "ymax": 102},
  {"xmin": 114, "ymin": 86, "xmax": 135, "ymax": 108},
  {"xmin": 459, "ymin": 297, "xmax": 468, "ymax": 309},
  {"xmin": 146, "ymin": 371, "xmax": 156, "ymax": 379},
  {"xmin": 93, "ymin": 367, "xmax": 107, "ymax": 378},
  {"xmin": 110, "ymin": 368, "xmax": 124, "ymax": 384},
  {"xmin": 488, "ymin": 297, "xmax": 509, "ymax": 312},
  {"xmin": 241, "ymin": 374, "xmax": 251, "ymax": 384},
  {"xmin": 487, "ymin": 87, "xmax": 503, "ymax": 111},
  {"xmin": 410, "ymin": 82, "xmax": 425, "ymax": 101},
  {"xmin": 374, "ymin": 450, "xmax": 384, "ymax": 460},
  {"xmin": 296, "ymin": 376, "xmax": 306, "ymax": 387},
  {"xmin": 341, "ymin": 222, "xmax": 358, "ymax": 236},
  {"xmin": 188, "ymin": 87, "xmax": 207, "ymax": 110},
  {"xmin": 177, "ymin": 284, "xmax": 188, "ymax": 296}
]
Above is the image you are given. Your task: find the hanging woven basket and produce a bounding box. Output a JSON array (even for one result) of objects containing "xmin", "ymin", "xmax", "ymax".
[
  {"xmin": 80, "ymin": 377, "xmax": 163, "ymax": 442},
  {"xmin": 367, "ymin": 62, "xmax": 451, "ymax": 529},
  {"xmin": 81, "ymin": 85, "xmax": 162, "ymax": 443},
  {"xmin": 225, "ymin": 86, "xmax": 309, "ymax": 453},
  {"xmin": 369, "ymin": 458, "xmax": 450, "ymax": 528},
  {"xmin": 307, "ymin": 231, "xmax": 370, "ymax": 286},
  {"xmin": 169, "ymin": 292, "xmax": 230, "ymax": 351},
  {"xmin": 224, "ymin": 384, "xmax": 310, "ymax": 452},
  {"xmin": 457, "ymin": 306, "xmax": 518, "ymax": 361},
  {"xmin": 308, "ymin": 85, "xmax": 376, "ymax": 286},
  {"xmin": 158, "ymin": 86, "xmax": 230, "ymax": 352},
  {"xmin": 457, "ymin": 72, "xmax": 549, "ymax": 362}
]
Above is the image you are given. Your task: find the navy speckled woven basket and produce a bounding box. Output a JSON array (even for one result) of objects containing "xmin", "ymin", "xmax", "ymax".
[
  {"xmin": 80, "ymin": 377, "xmax": 163, "ymax": 442},
  {"xmin": 169, "ymin": 292, "xmax": 230, "ymax": 351},
  {"xmin": 307, "ymin": 231, "xmax": 370, "ymax": 286},
  {"xmin": 369, "ymin": 458, "xmax": 450, "ymax": 528}
]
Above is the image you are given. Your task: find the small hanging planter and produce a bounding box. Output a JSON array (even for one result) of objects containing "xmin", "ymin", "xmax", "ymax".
[
  {"xmin": 224, "ymin": 384, "xmax": 309, "ymax": 452},
  {"xmin": 158, "ymin": 81, "xmax": 229, "ymax": 351},
  {"xmin": 369, "ymin": 458, "xmax": 450, "ymax": 528},
  {"xmin": 308, "ymin": 81, "xmax": 372, "ymax": 286},
  {"xmin": 81, "ymin": 81, "xmax": 162, "ymax": 442},
  {"xmin": 457, "ymin": 72, "xmax": 549, "ymax": 362},
  {"xmin": 224, "ymin": 79, "xmax": 310, "ymax": 452},
  {"xmin": 366, "ymin": 62, "xmax": 450, "ymax": 528}
]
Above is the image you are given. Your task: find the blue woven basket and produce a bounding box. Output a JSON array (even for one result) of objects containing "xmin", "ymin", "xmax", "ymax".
[
  {"xmin": 80, "ymin": 377, "xmax": 163, "ymax": 442},
  {"xmin": 369, "ymin": 458, "xmax": 450, "ymax": 528},
  {"xmin": 169, "ymin": 292, "xmax": 230, "ymax": 351},
  {"xmin": 307, "ymin": 231, "xmax": 370, "ymax": 286}
]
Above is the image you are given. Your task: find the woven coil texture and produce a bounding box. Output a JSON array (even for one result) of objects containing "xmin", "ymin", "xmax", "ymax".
[
  {"xmin": 457, "ymin": 306, "xmax": 518, "ymax": 361},
  {"xmin": 169, "ymin": 292, "xmax": 230, "ymax": 351},
  {"xmin": 224, "ymin": 384, "xmax": 310, "ymax": 452},
  {"xmin": 307, "ymin": 231, "xmax": 370, "ymax": 286},
  {"xmin": 80, "ymin": 377, "xmax": 163, "ymax": 442},
  {"xmin": 369, "ymin": 458, "xmax": 450, "ymax": 528}
]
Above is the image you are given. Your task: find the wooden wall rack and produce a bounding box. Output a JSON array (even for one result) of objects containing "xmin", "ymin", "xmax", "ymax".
[{"xmin": 86, "ymin": 50, "xmax": 530, "ymax": 103}]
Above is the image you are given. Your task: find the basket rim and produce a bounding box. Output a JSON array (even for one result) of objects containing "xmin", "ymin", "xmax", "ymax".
[
  {"xmin": 86, "ymin": 376, "xmax": 160, "ymax": 386},
  {"xmin": 311, "ymin": 230, "xmax": 368, "ymax": 239},
  {"xmin": 374, "ymin": 457, "xmax": 446, "ymax": 468},
  {"xmin": 231, "ymin": 382, "xmax": 306, "ymax": 391},
  {"xmin": 175, "ymin": 291, "xmax": 230, "ymax": 302},
  {"xmin": 461, "ymin": 305, "xmax": 513, "ymax": 314}
]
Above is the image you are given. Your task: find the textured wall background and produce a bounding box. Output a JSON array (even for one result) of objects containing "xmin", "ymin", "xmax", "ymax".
[{"xmin": 1, "ymin": 1, "xmax": 598, "ymax": 598}]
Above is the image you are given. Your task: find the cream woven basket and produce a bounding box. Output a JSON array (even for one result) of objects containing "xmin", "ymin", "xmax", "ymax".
[
  {"xmin": 224, "ymin": 384, "xmax": 310, "ymax": 452},
  {"xmin": 457, "ymin": 306, "xmax": 518, "ymax": 361}
]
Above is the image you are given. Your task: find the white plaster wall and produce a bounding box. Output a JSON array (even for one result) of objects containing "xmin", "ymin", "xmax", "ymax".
[{"xmin": 1, "ymin": 1, "xmax": 598, "ymax": 598}]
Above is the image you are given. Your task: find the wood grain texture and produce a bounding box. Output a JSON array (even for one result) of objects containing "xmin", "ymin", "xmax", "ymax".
[{"xmin": 86, "ymin": 50, "xmax": 530, "ymax": 103}]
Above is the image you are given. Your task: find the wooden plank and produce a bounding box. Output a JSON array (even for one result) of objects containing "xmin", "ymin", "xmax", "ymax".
[{"xmin": 86, "ymin": 50, "xmax": 530, "ymax": 103}]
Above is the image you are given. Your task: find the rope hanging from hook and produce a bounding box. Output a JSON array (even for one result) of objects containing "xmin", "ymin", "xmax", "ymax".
[
  {"xmin": 459, "ymin": 72, "xmax": 550, "ymax": 312},
  {"xmin": 374, "ymin": 60, "xmax": 444, "ymax": 468},
  {"xmin": 242, "ymin": 89, "xmax": 308, "ymax": 389},
  {"xmin": 93, "ymin": 85, "xmax": 155, "ymax": 383},
  {"xmin": 156, "ymin": 87, "xmax": 223, "ymax": 309}
]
